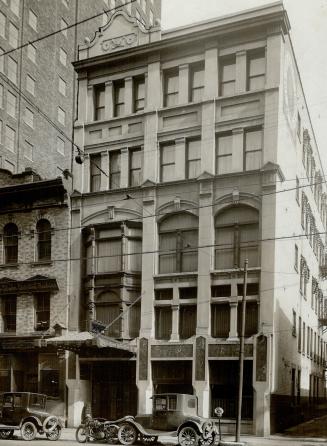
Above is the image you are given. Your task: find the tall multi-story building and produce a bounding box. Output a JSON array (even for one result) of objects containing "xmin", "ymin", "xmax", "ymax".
[
  {"xmin": 36, "ymin": 0, "xmax": 327, "ymax": 435},
  {"xmin": 0, "ymin": 0, "xmax": 161, "ymax": 178}
]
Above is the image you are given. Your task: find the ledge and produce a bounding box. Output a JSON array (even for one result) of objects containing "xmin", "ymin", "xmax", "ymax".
[{"xmin": 30, "ymin": 261, "xmax": 53, "ymax": 267}]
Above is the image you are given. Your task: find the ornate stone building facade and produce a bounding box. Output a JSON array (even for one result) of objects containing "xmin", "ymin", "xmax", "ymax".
[{"xmin": 65, "ymin": 2, "xmax": 327, "ymax": 434}]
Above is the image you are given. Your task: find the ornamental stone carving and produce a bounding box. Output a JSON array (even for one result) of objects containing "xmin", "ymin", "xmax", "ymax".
[
  {"xmin": 208, "ymin": 343, "xmax": 253, "ymax": 357},
  {"xmin": 195, "ymin": 336, "xmax": 206, "ymax": 381},
  {"xmin": 256, "ymin": 335, "xmax": 267, "ymax": 382},
  {"xmin": 101, "ymin": 33, "xmax": 137, "ymax": 53},
  {"xmin": 139, "ymin": 338, "xmax": 148, "ymax": 381},
  {"xmin": 151, "ymin": 344, "xmax": 193, "ymax": 358}
]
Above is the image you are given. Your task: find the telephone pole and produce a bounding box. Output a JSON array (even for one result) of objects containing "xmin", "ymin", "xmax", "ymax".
[{"xmin": 236, "ymin": 259, "xmax": 248, "ymax": 443}]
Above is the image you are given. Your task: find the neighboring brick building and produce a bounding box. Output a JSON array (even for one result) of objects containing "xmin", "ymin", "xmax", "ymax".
[
  {"xmin": 0, "ymin": 0, "xmax": 160, "ymax": 178},
  {"xmin": 0, "ymin": 167, "xmax": 69, "ymax": 417},
  {"xmin": 66, "ymin": 1, "xmax": 327, "ymax": 435}
]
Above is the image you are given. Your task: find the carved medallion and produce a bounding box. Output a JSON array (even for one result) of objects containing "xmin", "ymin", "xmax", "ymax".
[{"xmin": 101, "ymin": 33, "xmax": 137, "ymax": 53}]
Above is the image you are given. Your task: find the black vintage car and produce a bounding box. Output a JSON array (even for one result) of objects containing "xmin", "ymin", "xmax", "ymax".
[{"xmin": 0, "ymin": 392, "xmax": 63, "ymax": 441}]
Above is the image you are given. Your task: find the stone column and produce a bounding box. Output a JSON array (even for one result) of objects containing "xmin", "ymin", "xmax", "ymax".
[
  {"xmin": 120, "ymin": 147, "xmax": 129, "ymax": 189},
  {"xmin": 146, "ymin": 59, "xmax": 161, "ymax": 110},
  {"xmin": 100, "ymin": 151, "xmax": 109, "ymax": 191},
  {"xmin": 170, "ymin": 287, "xmax": 180, "ymax": 341},
  {"xmin": 232, "ymin": 128, "xmax": 244, "ymax": 173},
  {"xmin": 175, "ymin": 137, "xmax": 186, "ymax": 181},
  {"xmin": 77, "ymin": 74, "xmax": 88, "ymax": 121},
  {"xmin": 193, "ymin": 337, "xmax": 210, "ymax": 418},
  {"xmin": 136, "ymin": 338, "xmax": 153, "ymax": 415},
  {"xmin": 124, "ymin": 76, "xmax": 133, "ymax": 115},
  {"xmin": 82, "ymin": 154, "xmax": 90, "ymax": 194},
  {"xmin": 69, "ymin": 204, "xmax": 82, "ymax": 331},
  {"xmin": 86, "ymin": 85, "xmax": 94, "ymax": 122},
  {"xmin": 229, "ymin": 301, "xmax": 239, "ymax": 340},
  {"xmin": 266, "ymin": 25, "xmax": 282, "ymax": 89},
  {"xmin": 179, "ymin": 64, "xmax": 189, "ymax": 104},
  {"xmin": 105, "ymin": 80, "xmax": 114, "ymax": 119},
  {"xmin": 235, "ymin": 50, "xmax": 247, "ymax": 94},
  {"xmin": 204, "ymin": 43, "xmax": 218, "ymax": 99}
]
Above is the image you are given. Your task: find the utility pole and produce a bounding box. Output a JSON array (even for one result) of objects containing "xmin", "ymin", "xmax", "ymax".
[{"xmin": 236, "ymin": 259, "xmax": 248, "ymax": 443}]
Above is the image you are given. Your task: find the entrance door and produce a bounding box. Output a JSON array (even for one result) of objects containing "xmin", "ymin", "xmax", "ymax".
[{"xmin": 92, "ymin": 362, "xmax": 137, "ymax": 420}]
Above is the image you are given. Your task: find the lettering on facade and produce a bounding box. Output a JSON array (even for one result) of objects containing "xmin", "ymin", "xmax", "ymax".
[
  {"xmin": 101, "ymin": 33, "xmax": 137, "ymax": 53},
  {"xmin": 151, "ymin": 344, "xmax": 193, "ymax": 358},
  {"xmin": 256, "ymin": 335, "xmax": 267, "ymax": 382},
  {"xmin": 208, "ymin": 344, "xmax": 253, "ymax": 357},
  {"xmin": 195, "ymin": 336, "xmax": 206, "ymax": 381},
  {"xmin": 139, "ymin": 338, "xmax": 148, "ymax": 381},
  {"xmin": 2, "ymin": 339, "xmax": 38, "ymax": 350},
  {"xmin": 0, "ymin": 277, "xmax": 58, "ymax": 295}
]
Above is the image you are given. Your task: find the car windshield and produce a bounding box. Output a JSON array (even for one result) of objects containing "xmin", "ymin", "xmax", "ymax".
[{"xmin": 29, "ymin": 394, "xmax": 46, "ymax": 409}]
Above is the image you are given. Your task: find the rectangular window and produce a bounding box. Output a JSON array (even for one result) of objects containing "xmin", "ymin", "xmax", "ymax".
[
  {"xmin": 57, "ymin": 137, "xmax": 65, "ymax": 155},
  {"xmin": 247, "ymin": 49, "xmax": 266, "ymax": 91},
  {"xmin": 10, "ymin": 0, "xmax": 20, "ymax": 16},
  {"xmin": 3, "ymin": 296, "xmax": 16, "ymax": 332},
  {"xmin": 57, "ymin": 107, "xmax": 65, "ymax": 125},
  {"xmin": 24, "ymin": 108, "xmax": 34, "ymax": 128},
  {"xmin": 7, "ymin": 91, "xmax": 16, "ymax": 118},
  {"xmin": 97, "ymin": 238, "xmax": 122, "ymax": 273},
  {"xmin": 114, "ymin": 80, "xmax": 125, "ymax": 117},
  {"xmin": 296, "ymin": 177, "xmax": 300, "ymax": 204},
  {"xmin": 129, "ymin": 148, "xmax": 142, "ymax": 187},
  {"xmin": 189, "ymin": 62, "xmax": 204, "ymax": 102},
  {"xmin": 134, "ymin": 76, "xmax": 145, "ymax": 112},
  {"xmin": 155, "ymin": 307, "xmax": 172, "ymax": 340},
  {"xmin": 5, "ymin": 125, "xmax": 15, "ymax": 152},
  {"xmin": 220, "ymin": 55, "xmax": 236, "ymax": 96},
  {"xmin": 8, "ymin": 57, "xmax": 18, "ymax": 84},
  {"xmin": 237, "ymin": 301, "xmax": 258, "ymax": 337},
  {"xmin": 24, "ymin": 140, "xmax": 33, "ymax": 160},
  {"xmin": 294, "ymin": 244, "xmax": 298, "ymax": 272},
  {"xmin": 29, "ymin": 10, "xmax": 37, "ymax": 31},
  {"xmin": 94, "ymin": 84, "xmax": 105, "ymax": 120},
  {"xmin": 179, "ymin": 305, "xmax": 197, "ymax": 339},
  {"xmin": 211, "ymin": 303, "xmax": 230, "ymax": 338},
  {"xmin": 298, "ymin": 316, "xmax": 302, "ymax": 353},
  {"xmin": 0, "ymin": 12, "xmax": 5, "ymax": 38},
  {"xmin": 216, "ymin": 133, "xmax": 232, "ymax": 174},
  {"xmin": 58, "ymin": 77, "xmax": 66, "ymax": 96},
  {"xmin": 186, "ymin": 138, "xmax": 201, "ymax": 179},
  {"xmin": 26, "ymin": 75, "xmax": 35, "ymax": 95},
  {"xmin": 90, "ymin": 154, "xmax": 101, "ymax": 192},
  {"xmin": 59, "ymin": 48, "xmax": 67, "ymax": 66},
  {"xmin": 160, "ymin": 142, "xmax": 175, "ymax": 182},
  {"xmin": 9, "ymin": 22, "xmax": 18, "ymax": 47},
  {"xmin": 35, "ymin": 294, "xmax": 50, "ymax": 331},
  {"xmin": 164, "ymin": 68, "xmax": 179, "ymax": 107},
  {"xmin": 60, "ymin": 18, "xmax": 68, "ymax": 37},
  {"xmin": 110, "ymin": 151, "xmax": 121, "ymax": 189},
  {"xmin": 244, "ymin": 127, "xmax": 262, "ymax": 171},
  {"xmin": 27, "ymin": 44, "xmax": 36, "ymax": 63}
]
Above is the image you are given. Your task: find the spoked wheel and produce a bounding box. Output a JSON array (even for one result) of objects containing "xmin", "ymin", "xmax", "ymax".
[
  {"xmin": 105, "ymin": 424, "xmax": 119, "ymax": 444},
  {"xmin": 21, "ymin": 422, "xmax": 37, "ymax": 441},
  {"xmin": 75, "ymin": 425, "xmax": 88, "ymax": 443},
  {"xmin": 118, "ymin": 423, "xmax": 138, "ymax": 445},
  {"xmin": 0, "ymin": 429, "xmax": 14, "ymax": 439},
  {"xmin": 46, "ymin": 426, "xmax": 62, "ymax": 441},
  {"xmin": 178, "ymin": 426, "xmax": 199, "ymax": 446}
]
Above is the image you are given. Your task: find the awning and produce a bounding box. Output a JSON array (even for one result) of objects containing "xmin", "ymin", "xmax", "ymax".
[{"xmin": 46, "ymin": 331, "xmax": 137, "ymax": 354}]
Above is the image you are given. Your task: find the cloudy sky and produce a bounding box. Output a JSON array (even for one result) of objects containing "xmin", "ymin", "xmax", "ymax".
[{"xmin": 162, "ymin": 0, "xmax": 327, "ymax": 170}]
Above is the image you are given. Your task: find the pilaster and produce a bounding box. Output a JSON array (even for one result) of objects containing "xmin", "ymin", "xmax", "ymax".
[
  {"xmin": 124, "ymin": 76, "xmax": 133, "ymax": 115},
  {"xmin": 100, "ymin": 151, "xmax": 109, "ymax": 191},
  {"xmin": 86, "ymin": 86, "xmax": 94, "ymax": 122},
  {"xmin": 175, "ymin": 137, "xmax": 186, "ymax": 180},
  {"xmin": 120, "ymin": 147, "xmax": 129, "ymax": 189},
  {"xmin": 204, "ymin": 44, "xmax": 218, "ymax": 99},
  {"xmin": 105, "ymin": 80, "xmax": 114, "ymax": 119},
  {"xmin": 232, "ymin": 128, "xmax": 244, "ymax": 172},
  {"xmin": 179, "ymin": 64, "xmax": 189, "ymax": 104},
  {"xmin": 235, "ymin": 50, "xmax": 247, "ymax": 94}
]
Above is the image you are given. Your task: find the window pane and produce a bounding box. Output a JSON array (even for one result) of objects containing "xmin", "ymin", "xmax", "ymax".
[
  {"xmin": 181, "ymin": 230, "xmax": 198, "ymax": 272},
  {"xmin": 245, "ymin": 151, "xmax": 261, "ymax": 171},
  {"xmin": 221, "ymin": 81, "xmax": 235, "ymax": 96},
  {"xmin": 188, "ymin": 159, "xmax": 200, "ymax": 179},
  {"xmin": 211, "ymin": 304, "xmax": 230, "ymax": 337},
  {"xmin": 215, "ymin": 227, "xmax": 234, "ymax": 269},
  {"xmin": 96, "ymin": 303, "xmax": 121, "ymax": 337},
  {"xmin": 161, "ymin": 143, "xmax": 175, "ymax": 164},
  {"xmin": 159, "ymin": 233, "xmax": 176, "ymax": 273},
  {"xmin": 237, "ymin": 302, "xmax": 258, "ymax": 337},
  {"xmin": 155, "ymin": 307, "xmax": 172, "ymax": 340},
  {"xmin": 90, "ymin": 155, "xmax": 101, "ymax": 192},
  {"xmin": 248, "ymin": 76, "xmax": 265, "ymax": 91},
  {"xmin": 248, "ymin": 51, "xmax": 265, "ymax": 76},
  {"xmin": 95, "ymin": 85, "xmax": 105, "ymax": 120},
  {"xmin": 3, "ymin": 296, "xmax": 17, "ymax": 331},
  {"xmin": 245, "ymin": 129, "xmax": 262, "ymax": 151},
  {"xmin": 129, "ymin": 239, "xmax": 142, "ymax": 271},
  {"xmin": 37, "ymin": 219, "xmax": 51, "ymax": 260},
  {"xmin": 179, "ymin": 305, "xmax": 196, "ymax": 339},
  {"xmin": 221, "ymin": 59, "xmax": 235, "ymax": 82},
  {"xmin": 239, "ymin": 223, "xmax": 259, "ymax": 267},
  {"xmin": 97, "ymin": 239, "xmax": 122, "ymax": 272},
  {"xmin": 4, "ymin": 223, "xmax": 18, "ymax": 264}
]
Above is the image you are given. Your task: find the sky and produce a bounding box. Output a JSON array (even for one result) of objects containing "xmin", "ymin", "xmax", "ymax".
[{"xmin": 161, "ymin": 0, "xmax": 327, "ymax": 171}]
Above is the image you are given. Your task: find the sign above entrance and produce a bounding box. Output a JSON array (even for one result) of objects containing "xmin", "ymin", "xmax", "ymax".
[{"xmin": 0, "ymin": 276, "xmax": 59, "ymax": 295}]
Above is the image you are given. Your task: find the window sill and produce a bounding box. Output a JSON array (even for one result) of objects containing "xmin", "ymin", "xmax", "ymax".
[
  {"xmin": 30, "ymin": 260, "xmax": 52, "ymax": 267},
  {"xmin": 0, "ymin": 263, "xmax": 19, "ymax": 269}
]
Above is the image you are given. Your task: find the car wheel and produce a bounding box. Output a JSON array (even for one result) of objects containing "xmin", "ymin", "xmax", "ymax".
[
  {"xmin": 46, "ymin": 426, "xmax": 61, "ymax": 441},
  {"xmin": 43, "ymin": 415, "xmax": 59, "ymax": 433},
  {"xmin": 0, "ymin": 429, "xmax": 14, "ymax": 439},
  {"xmin": 178, "ymin": 426, "xmax": 199, "ymax": 446},
  {"xmin": 118, "ymin": 423, "xmax": 138, "ymax": 445},
  {"xmin": 75, "ymin": 425, "xmax": 88, "ymax": 443},
  {"xmin": 21, "ymin": 421, "xmax": 37, "ymax": 441}
]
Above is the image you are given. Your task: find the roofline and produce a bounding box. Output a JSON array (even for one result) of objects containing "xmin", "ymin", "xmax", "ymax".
[{"xmin": 73, "ymin": 2, "xmax": 290, "ymax": 71}]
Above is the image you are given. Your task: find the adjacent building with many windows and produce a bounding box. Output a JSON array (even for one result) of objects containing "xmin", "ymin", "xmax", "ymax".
[{"xmin": 0, "ymin": 0, "xmax": 160, "ymax": 178}]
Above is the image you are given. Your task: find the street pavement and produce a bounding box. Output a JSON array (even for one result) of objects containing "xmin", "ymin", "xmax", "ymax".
[{"xmin": 1, "ymin": 415, "xmax": 327, "ymax": 446}]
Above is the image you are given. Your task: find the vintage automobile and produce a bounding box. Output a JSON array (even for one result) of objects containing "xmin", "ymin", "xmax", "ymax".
[
  {"xmin": 117, "ymin": 393, "xmax": 218, "ymax": 446},
  {"xmin": 0, "ymin": 392, "xmax": 63, "ymax": 441}
]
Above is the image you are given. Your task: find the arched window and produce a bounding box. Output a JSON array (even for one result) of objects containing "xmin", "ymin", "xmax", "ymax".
[
  {"xmin": 36, "ymin": 219, "xmax": 51, "ymax": 261},
  {"xmin": 158, "ymin": 213, "xmax": 198, "ymax": 274},
  {"xmin": 3, "ymin": 223, "xmax": 18, "ymax": 264},
  {"xmin": 215, "ymin": 205, "xmax": 259, "ymax": 269},
  {"xmin": 95, "ymin": 291, "xmax": 121, "ymax": 337}
]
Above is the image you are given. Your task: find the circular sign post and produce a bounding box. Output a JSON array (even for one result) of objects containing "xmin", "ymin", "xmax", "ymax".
[{"xmin": 214, "ymin": 407, "xmax": 224, "ymax": 441}]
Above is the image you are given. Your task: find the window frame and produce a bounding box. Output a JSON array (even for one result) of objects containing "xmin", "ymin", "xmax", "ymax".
[
  {"xmin": 163, "ymin": 68, "xmax": 179, "ymax": 107},
  {"xmin": 36, "ymin": 219, "xmax": 52, "ymax": 261}
]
